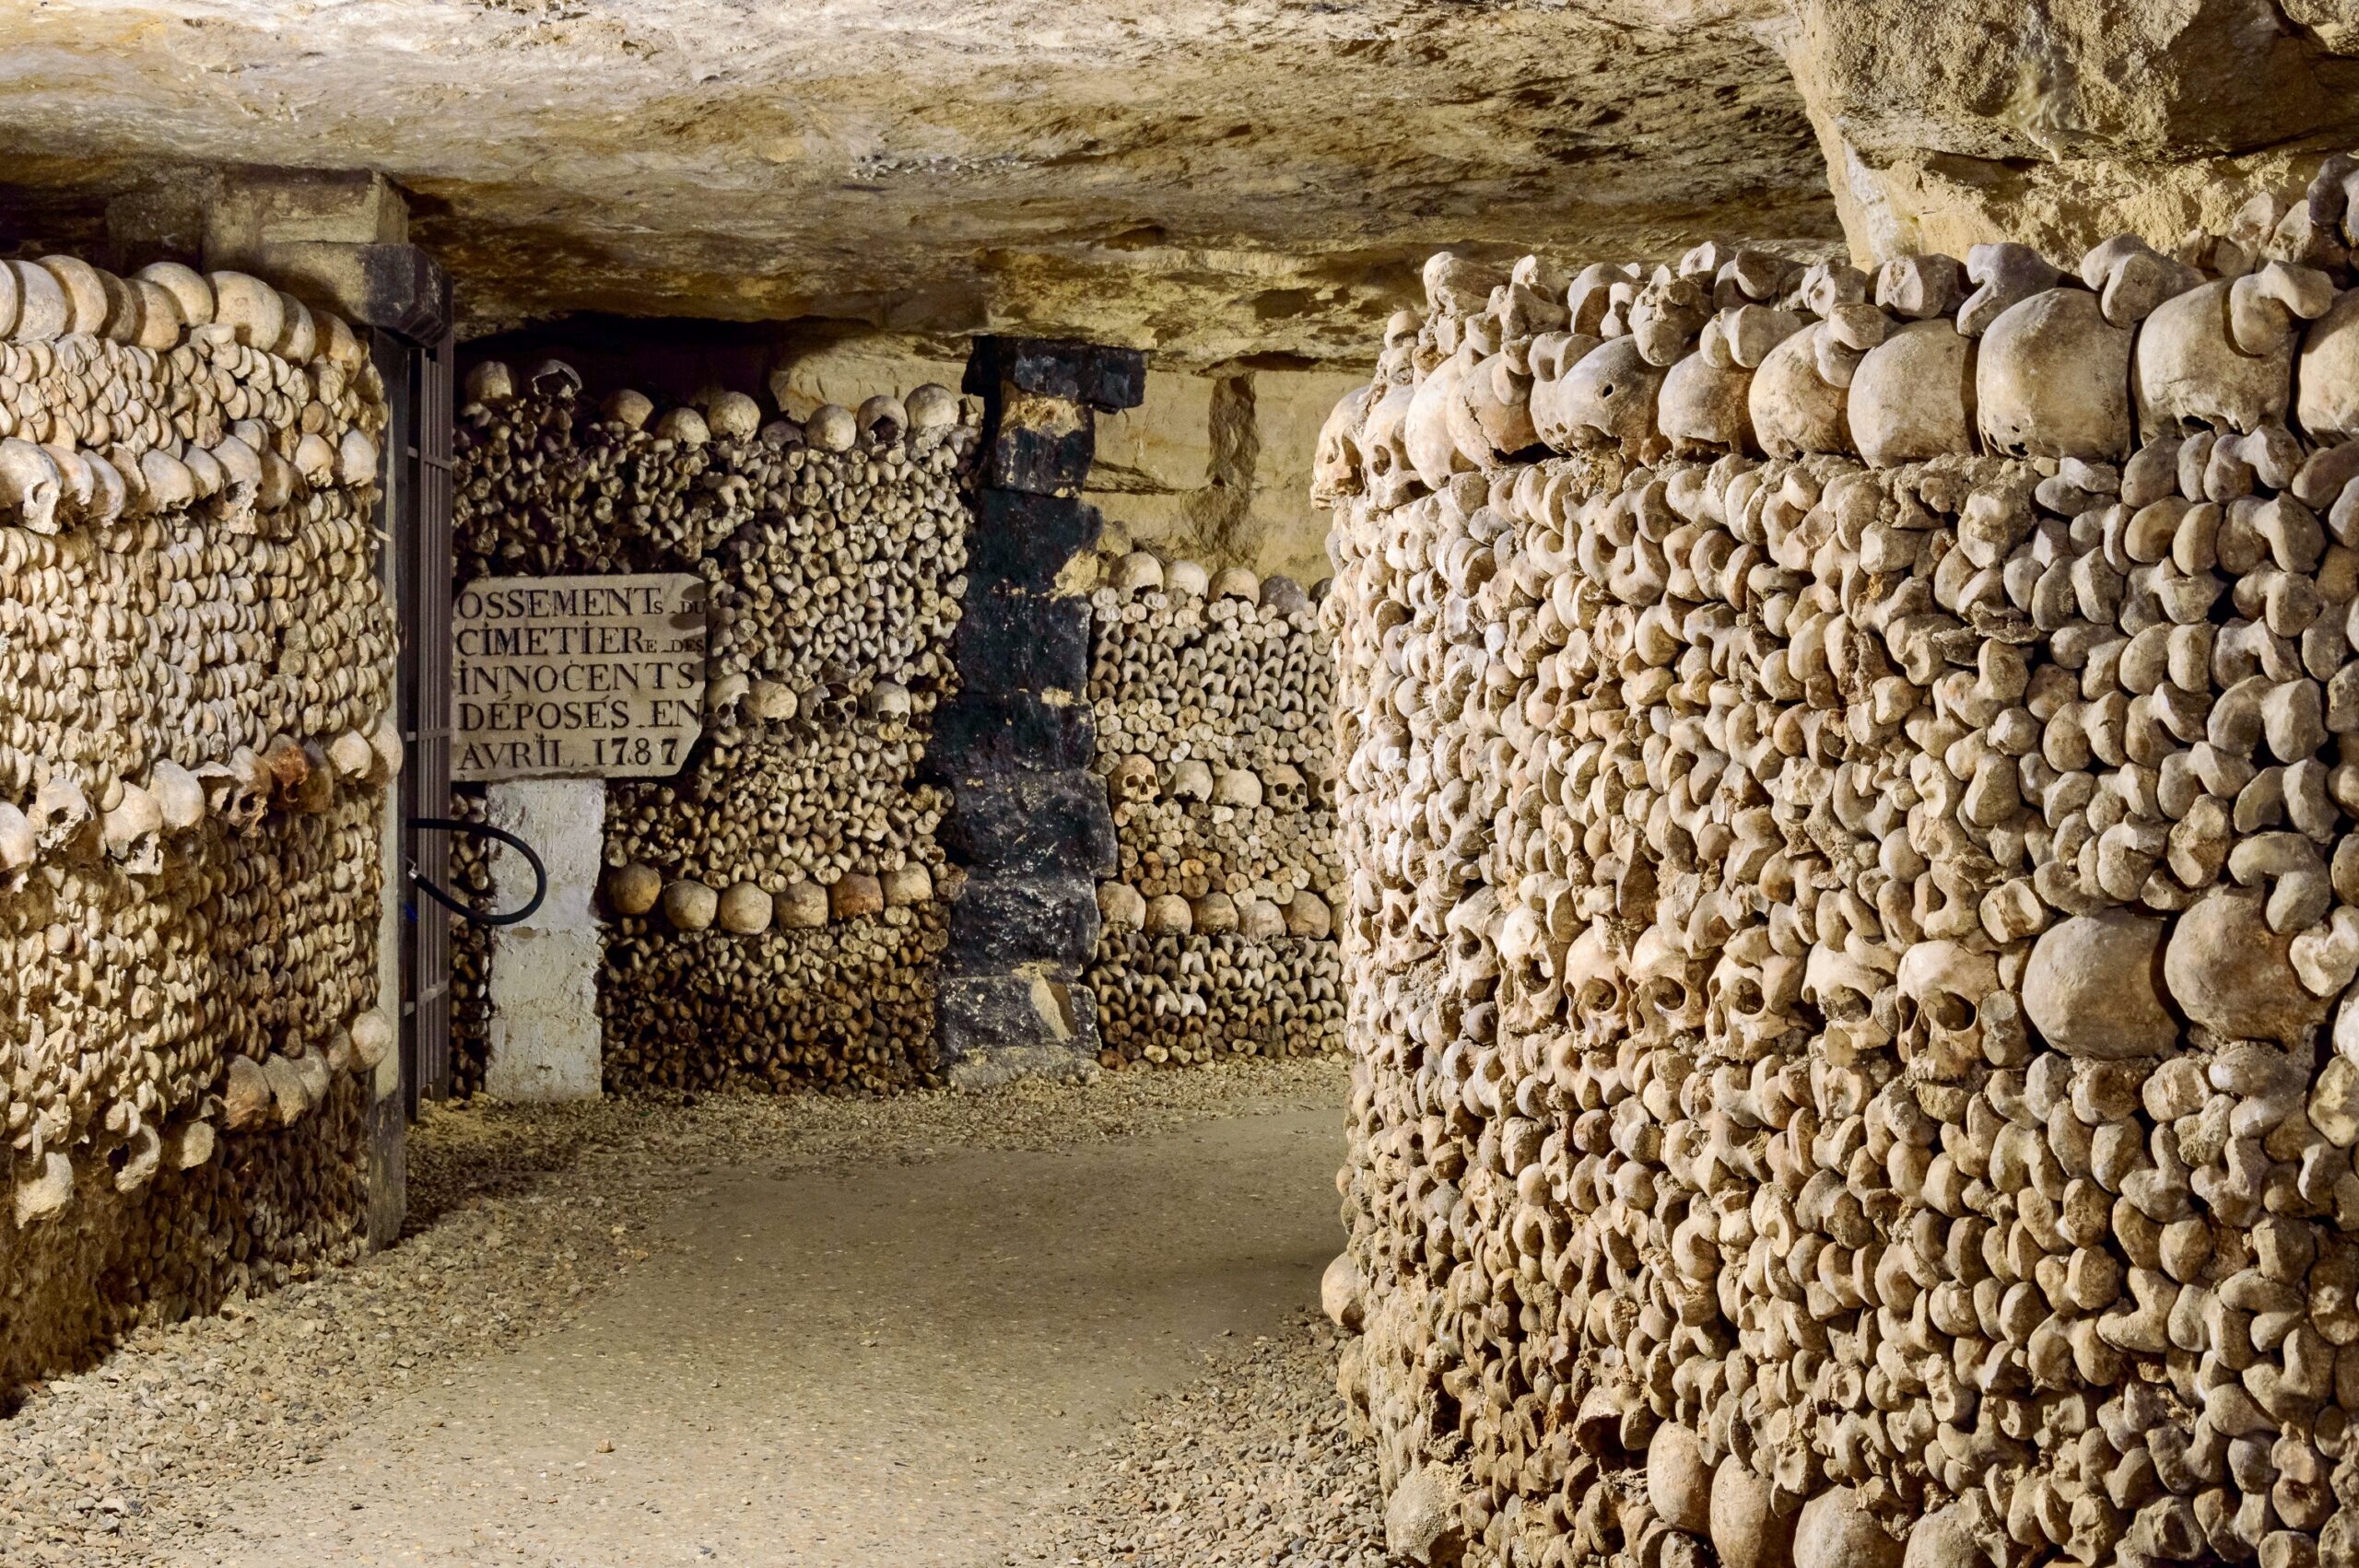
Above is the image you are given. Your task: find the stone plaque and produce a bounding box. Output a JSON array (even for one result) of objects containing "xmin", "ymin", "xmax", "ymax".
[{"xmin": 452, "ymin": 574, "xmax": 707, "ymax": 780}]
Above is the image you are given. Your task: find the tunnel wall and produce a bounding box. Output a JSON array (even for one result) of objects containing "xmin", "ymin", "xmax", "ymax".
[
  {"xmin": 1084, "ymin": 548, "xmax": 1347, "ymax": 1067},
  {"xmin": 0, "ymin": 252, "xmax": 398, "ymax": 1389},
  {"xmin": 451, "ymin": 371, "xmax": 971, "ymax": 1094},
  {"xmin": 1320, "ymin": 181, "xmax": 2359, "ymax": 1568}
]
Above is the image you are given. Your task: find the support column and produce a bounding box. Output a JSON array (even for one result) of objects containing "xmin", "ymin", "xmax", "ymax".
[
  {"xmin": 482, "ymin": 778, "xmax": 605, "ymax": 1101},
  {"xmin": 929, "ymin": 338, "xmax": 1144, "ymax": 1087},
  {"xmin": 114, "ymin": 169, "xmax": 452, "ymax": 1243}
]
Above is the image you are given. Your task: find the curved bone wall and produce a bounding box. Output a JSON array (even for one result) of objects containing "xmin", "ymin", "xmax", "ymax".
[
  {"xmin": 0, "ymin": 253, "xmax": 397, "ymax": 1388},
  {"xmin": 1321, "ymin": 159, "xmax": 2359, "ymax": 1568},
  {"xmin": 452, "ymin": 370, "xmax": 971, "ymax": 1093},
  {"xmin": 1085, "ymin": 549, "xmax": 1346, "ymax": 1067}
]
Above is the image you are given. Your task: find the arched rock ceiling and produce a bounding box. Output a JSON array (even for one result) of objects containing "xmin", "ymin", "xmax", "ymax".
[
  {"xmin": 0, "ymin": 0, "xmax": 1836, "ymax": 365},
  {"xmin": 3, "ymin": 1, "xmax": 2358, "ymax": 365}
]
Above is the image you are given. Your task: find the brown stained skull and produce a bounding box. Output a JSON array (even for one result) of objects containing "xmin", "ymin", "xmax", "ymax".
[
  {"xmin": 1312, "ymin": 384, "xmax": 1375, "ymax": 505},
  {"xmin": 1895, "ymin": 941, "xmax": 2002, "ymax": 1079},
  {"xmin": 1360, "ymin": 382, "xmax": 1423, "ymax": 510},
  {"xmin": 1628, "ymin": 926, "xmax": 1708, "ymax": 1042},
  {"xmin": 1802, "ymin": 942, "xmax": 1897, "ymax": 1061}
]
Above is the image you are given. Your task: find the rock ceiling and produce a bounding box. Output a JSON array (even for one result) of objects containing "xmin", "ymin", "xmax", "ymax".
[{"xmin": 0, "ymin": 1, "xmax": 2356, "ymax": 364}]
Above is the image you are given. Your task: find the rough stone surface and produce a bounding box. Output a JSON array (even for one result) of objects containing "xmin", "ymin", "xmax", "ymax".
[
  {"xmin": 941, "ymin": 870, "xmax": 1103, "ymax": 977},
  {"xmin": 483, "ymin": 778, "xmax": 605, "ymax": 1103},
  {"xmin": 1784, "ymin": 0, "xmax": 2359, "ymax": 267},
  {"xmin": 0, "ymin": 4, "xmax": 1836, "ymax": 363},
  {"xmin": 940, "ymin": 769, "xmax": 1118, "ymax": 875}
]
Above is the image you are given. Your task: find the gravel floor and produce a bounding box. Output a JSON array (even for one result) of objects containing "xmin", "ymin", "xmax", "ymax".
[
  {"xmin": 0, "ymin": 1058, "xmax": 1373, "ymax": 1567},
  {"xmin": 1009, "ymin": 1313, "xmax": 1387, "ymax": 1568}
]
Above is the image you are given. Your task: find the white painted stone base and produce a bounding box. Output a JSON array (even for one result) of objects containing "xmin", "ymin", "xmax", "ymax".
[{"xmin": 483, "ymin": 778, "xmax": 604, "ymax": 1102}]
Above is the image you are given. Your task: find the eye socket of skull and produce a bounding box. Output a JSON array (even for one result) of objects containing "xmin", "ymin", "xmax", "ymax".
[
  {"xmin": 1821, "ymin": 987, "xmax": 1872, "ymax": 1024},
  {"xmin": 1578, "ymin": 977, "xmax": 1619, "ymax": 1013},
  {"xmin": 1723, "ymin": 976, "xmax": 1764, "ymax": 1017},
  {"xmin": 1925, "ymin": 989, "xmax": 1978, "ymax": 1032},
  {"xmin": 1643, "ymin": 977, "xmax": 1688, "ymax": 1014}
]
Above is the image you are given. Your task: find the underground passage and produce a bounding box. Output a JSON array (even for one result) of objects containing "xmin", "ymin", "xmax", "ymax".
[{"xmin": 13, "ymin": 5, "xmax": 2359, "ymax": 1566}]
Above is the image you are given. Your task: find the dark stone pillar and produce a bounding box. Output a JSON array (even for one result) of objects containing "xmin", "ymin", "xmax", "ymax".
[{"xmin": 929, "ymin": 338, "xmax": 1143, "ymax": 1086}]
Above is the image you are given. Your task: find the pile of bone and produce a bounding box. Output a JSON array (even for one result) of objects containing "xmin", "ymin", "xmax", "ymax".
[
  {"xmin": 0, "ymin": 263, "xmax": 392, "ymax": 799},
  {"xmin": 1086, "ymin": 548, "xmax": 1343, "ymax": 1067},
  {"xmin": 1317, "ymin": 152, "xmax": 2359, "ymax": 1568},
  {"xmin": 1, "ymin": 1056, "xmax": 377, "ymax": 1387},
  {"xmin": 603, "ymin": 702, "xmax": 945, "ymax": 909},
  {"xmin": 600, "ymin": 848, "xmax": 935, "ymax": 937},
  {"xmin": 1088, "ymin": 551, "xmax": 1335, "ymax": 782},
  {"xmin": 0, "ymin": 249, "xmax": 398, "ymax": 1300},
  {"xmin": 2, "ymin": 671, "xmax": 397, "ymax": 1234},
  {"xmin": 446, "ymin": 788, "xmax": 495, "ymax": 1098},
  {"xmin": 1087, "ymin": 929, "xmax": 1344, "ymax": 1068},
  {"xmin": 457, "ymin": 361, "xmax": 970, "ymax": 710},
  {"xmin": 599, "ymin": 904, "xmax": 946, "ymax": 1093}
]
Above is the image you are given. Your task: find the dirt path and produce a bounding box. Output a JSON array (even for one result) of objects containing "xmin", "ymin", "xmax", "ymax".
[{"xmin": 163, "ymin": 1107, "xmax": 1344, "ymax": 1567}]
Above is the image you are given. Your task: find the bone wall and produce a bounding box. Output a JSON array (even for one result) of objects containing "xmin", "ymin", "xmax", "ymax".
[
  {"xmin": 1084, "ymin": 548, "xmax": 1346, "ymax": 1068},
  {"xmin": 0, "ymin": 253, "xmax": 398, "ymax": 1390},
  {"xmin": 452, "ymin": 365, "xmax": 972, "ymax": 1094},
  {"xmin": 1320, "ymin": 170, "xmax": 2359, "ymax": 1568}
]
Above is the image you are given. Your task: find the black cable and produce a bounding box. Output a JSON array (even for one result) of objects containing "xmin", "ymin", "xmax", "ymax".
[{"xmin": 408, "ymin": 816, "xmax": 548, "ymax": 927}]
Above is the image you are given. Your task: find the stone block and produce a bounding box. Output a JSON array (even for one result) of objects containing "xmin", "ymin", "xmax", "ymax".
[
  {"xmin": 954, "ymin": 584, "xmax": 1091, "ymax": 695},
  {"xmin": 967, "ymin": 336, "xmax": 1147, "ymax": 412},
  {"xmin": 941, "ymin": 769, "xmax": 1116, "ymax": 875},
  {"xmin": 935, "ymin": 975, "xmax": 1102, "ymax": 1086},
  {"xmin": 985, "ymin": 387, "xmax": 1096, "ymax": 496},
  {"xmin": 965, "ymin": 489, "xmax": 1104, "ymax": 587},
  {"xmin": 944, "ymin": 870, "xmax": 1101, "ymax": 976},
  {"xmin": 231, "ymin": 241, "xmax": 452, "ymax": 345},
  {"xmin": 483, "ymin": 778, "xmax": 603, "ymax": 1103},
  {"xmin": 922, "ymin": 692, "xmax": 1095, "ymax": 777},
  {"xmin": 1090, "ymin": 370, "xmax": 1216, "ymax": 492}
]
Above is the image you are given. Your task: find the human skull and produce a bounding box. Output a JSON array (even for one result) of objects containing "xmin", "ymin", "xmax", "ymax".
[
  {"xmin": 1802, "ymin": 942, "xmax": 1897, "ymax": 1061},
  {"xmin": 1360, "ymin": 382, "xmax": 1423, "ymax": 510},
  {"xmin": 1707, "ymin": 930, "xmax": 1805, "ymax": 1057},
  {"xmin": 1451, "ymin": 351, "xmax": 1536, "ymax": 463},
  {"xmin": 1628, "ymin": 925, "xmax": 1708, "ymax": 1041},
  {"xmin": 1848, "ymin": 318, "xmax": 1976, "ymax": 466},
  {"xmin": 1540, "ymin": 336, "xmax": 1666, "ymax": 456},
  {"xmin": 1976, "ymin": 287, "xmax": 2132, "ymax": 459},
  {"xmin": 1895, "ymin": 941, "xmax": 2003, "ymax": 1079},
  {"xmin": 1311, "ymin": 385, "xmax": 1375, "ymax": 505},
  {"xmin": 28, "ymin": 773, "xmax": 92, "ymax": 855},
  {"xmin": 1655, "ymin": 345, "xmax": 1754, "ymax": 455},
  {"xmin": 1748, "ymin": 327, "xmax": 1851, "ymax": 458},
  {"xmin": 0, "ymin": 439, "xmax": 62, "ymax": 532},
  {"xmin": 1404, "ymin": 347, "xmax": 1477, "ymax": 491},
  {"xmin": 100, "ymin": 783, "xmax": 165, "ymax": 877},
  {"xmin": 2133, "ymin": 279, "xmax": 2293, "ymax": 438},
  {"xmin": 1108, "ymin": 753, "xmax": 1157, "ymax": 802},
  {"xmin": 1166, "ymin": 758, "xmax": 1214, "ymax": 802}
]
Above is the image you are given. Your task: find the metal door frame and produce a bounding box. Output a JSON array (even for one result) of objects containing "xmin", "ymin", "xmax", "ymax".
[{"xmin": 379, "ymin": 328, "xmax": 456, "ymax": 1114}]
